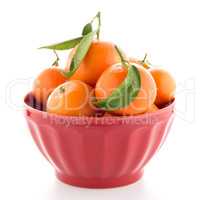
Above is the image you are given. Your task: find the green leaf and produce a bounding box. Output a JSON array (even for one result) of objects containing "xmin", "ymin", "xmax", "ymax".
[
  {"xmin": 65, "ymin": 31, "xmax": 96, "ymax": 77},
  {"xmin": 81, "ymin": 12, "xmax": 101, "ymax": 39},
  {"xmin": 95, "ymin": 64, "xmax": 141, "ymax": 110},
  {"xmin": 39, "ymin": 37, "xmax": 83, "ymax": 50},
  {"xmin": 82, "ymin": 23, "xmax": 93, "ymax": 35}
]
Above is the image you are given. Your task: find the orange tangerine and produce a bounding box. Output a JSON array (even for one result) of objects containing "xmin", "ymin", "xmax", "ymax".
[
  {"xmin": 95, "ymin": 64, "xmax": 157, "ymax": 115},
  {"xmin": 32, "ymin": 67, "xmax": 67, "ymax": 105},
  {"xmin": 150, "ymin": 68, "xmax": 176, "ymax": 106},
  {"xmin": 47, "ymin": 80, "xmax": 95, "ymax": 116},
  {"xmin": 66, "ymin": 40, "xmax": 120, "ymax": 86}
]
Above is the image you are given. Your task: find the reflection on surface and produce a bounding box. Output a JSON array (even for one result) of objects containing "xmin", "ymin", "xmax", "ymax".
[{"xmin": 46, "ymin": 178, "xmax": 158, "ymax": 200}]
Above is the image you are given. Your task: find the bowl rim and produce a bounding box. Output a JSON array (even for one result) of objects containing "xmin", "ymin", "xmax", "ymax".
[{"xmin": 24, "ymin": 92, "xmax": 175, "ymax": 121}]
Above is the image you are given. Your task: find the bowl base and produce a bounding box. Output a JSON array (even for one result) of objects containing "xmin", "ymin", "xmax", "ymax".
[{"xmin": 56, "ymin": 171, "xmax": 143, "ymax": 189}]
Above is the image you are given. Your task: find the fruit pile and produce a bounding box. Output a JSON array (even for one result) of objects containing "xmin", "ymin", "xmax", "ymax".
[{"xmin": 32, "ymin": 12, "xmax": 176, "ymax": 117}]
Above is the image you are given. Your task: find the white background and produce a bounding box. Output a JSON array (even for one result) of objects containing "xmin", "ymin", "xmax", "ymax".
[{"xmin": 0, "ymin": 0, "xmax": 200, "ymax": 199}]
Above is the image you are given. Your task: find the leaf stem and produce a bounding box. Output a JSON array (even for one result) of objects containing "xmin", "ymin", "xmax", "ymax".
[
  {"xmin": 141, "ymin": 53, "xmax": 151, "ymax": 69},
  {"xmin": 90, "ymin": 12, "xmax": 101, "ymax": 40},
  {"xmin": 51, "ymin": 50, "xmax": 60, "ymax": 67},
  {"xmin": 114, "ymin": 45, "xmax": 129, "ymax": 68},
  {"xmin": 96, "ymin": 12, "xmax": 101, "ymax": 40},
  {"xmin": 142, "ymin": 53, "xmax": 147, "ymax": 63}
]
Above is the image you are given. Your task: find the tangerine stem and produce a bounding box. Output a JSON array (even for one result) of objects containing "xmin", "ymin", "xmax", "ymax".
[
  {"xmin": 142, "ymin": 53, "xmax": 148, "ymax": 63},
  {"xmin": 52, "ymin": 50, "xmax": 60, "ymax": 67},
  {"xmin": 141, "ymin": 53, "xmax": 151, "ymax": 69},
  {"xmin": 96, "ymin": 12, "xmax": 101, "ymax": 40},
  {"xmin": 91, "ymin": 12, "xmax": 101, "ymax": 40},
  {"xmin": 114, "ymin": 45, "xmax": 129, "ymax": 68}
]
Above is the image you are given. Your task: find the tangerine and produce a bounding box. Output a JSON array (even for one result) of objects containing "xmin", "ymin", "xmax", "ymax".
[
  {"xmin": 32, "ymin": 67, "xmax": 67, "ymax": 105},
  {"xmin": 66, "ymin": 40, "xmax": 120, "ymax": 86},
  {"xmin": 95, "ymin": 64, "xmax": 157, "ymax": 115},
  {"xmin": 150, "ymin": 68, "xmax": 176, "ymax": 106},
  {"xmin": 47, "ymin": 80, "xmax": 95, "ymax": 116}
]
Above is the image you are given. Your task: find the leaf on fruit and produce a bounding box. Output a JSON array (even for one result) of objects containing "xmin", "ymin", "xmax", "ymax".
[
  {"xmin": 39, "ymin": 37, "xmax": 83, "ymax": 50},
  {"xmin": 64, "ymin": 31, "xmax": 96, "ymax": 77},
  {"xmin": 95, "ymin": 64, "xmax": 141, "ymax": 110}
]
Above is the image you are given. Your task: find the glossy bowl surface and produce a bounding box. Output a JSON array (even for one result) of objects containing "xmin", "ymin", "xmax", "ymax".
[{"xmin": 24, "ymin": 93, "xmax": 175, "ymax": 188}]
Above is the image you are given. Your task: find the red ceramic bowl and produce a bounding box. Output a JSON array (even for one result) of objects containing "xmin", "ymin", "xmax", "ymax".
[{"xmin": 24, "ymin": 93, "xmax": 175, "ymax": 188}]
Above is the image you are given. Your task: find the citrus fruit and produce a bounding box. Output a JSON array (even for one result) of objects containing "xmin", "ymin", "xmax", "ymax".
[
  {"xmin": 47, "ymin": 80, "xmax": 95, "ymax": 116},
  {"xmin": 95, "ymin": 64, "xmax": 157, "ymax": 115},
  {"xmin": 66, "ymin": 40, "xmax": 120, "ymax": 86},
  {"xmin": 150, "ymin": 68, "xmax": 176, "ymax": 106},
  {"xmin": 33, "ymin": 67, "xmax": 67, "ymax": 105}
]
